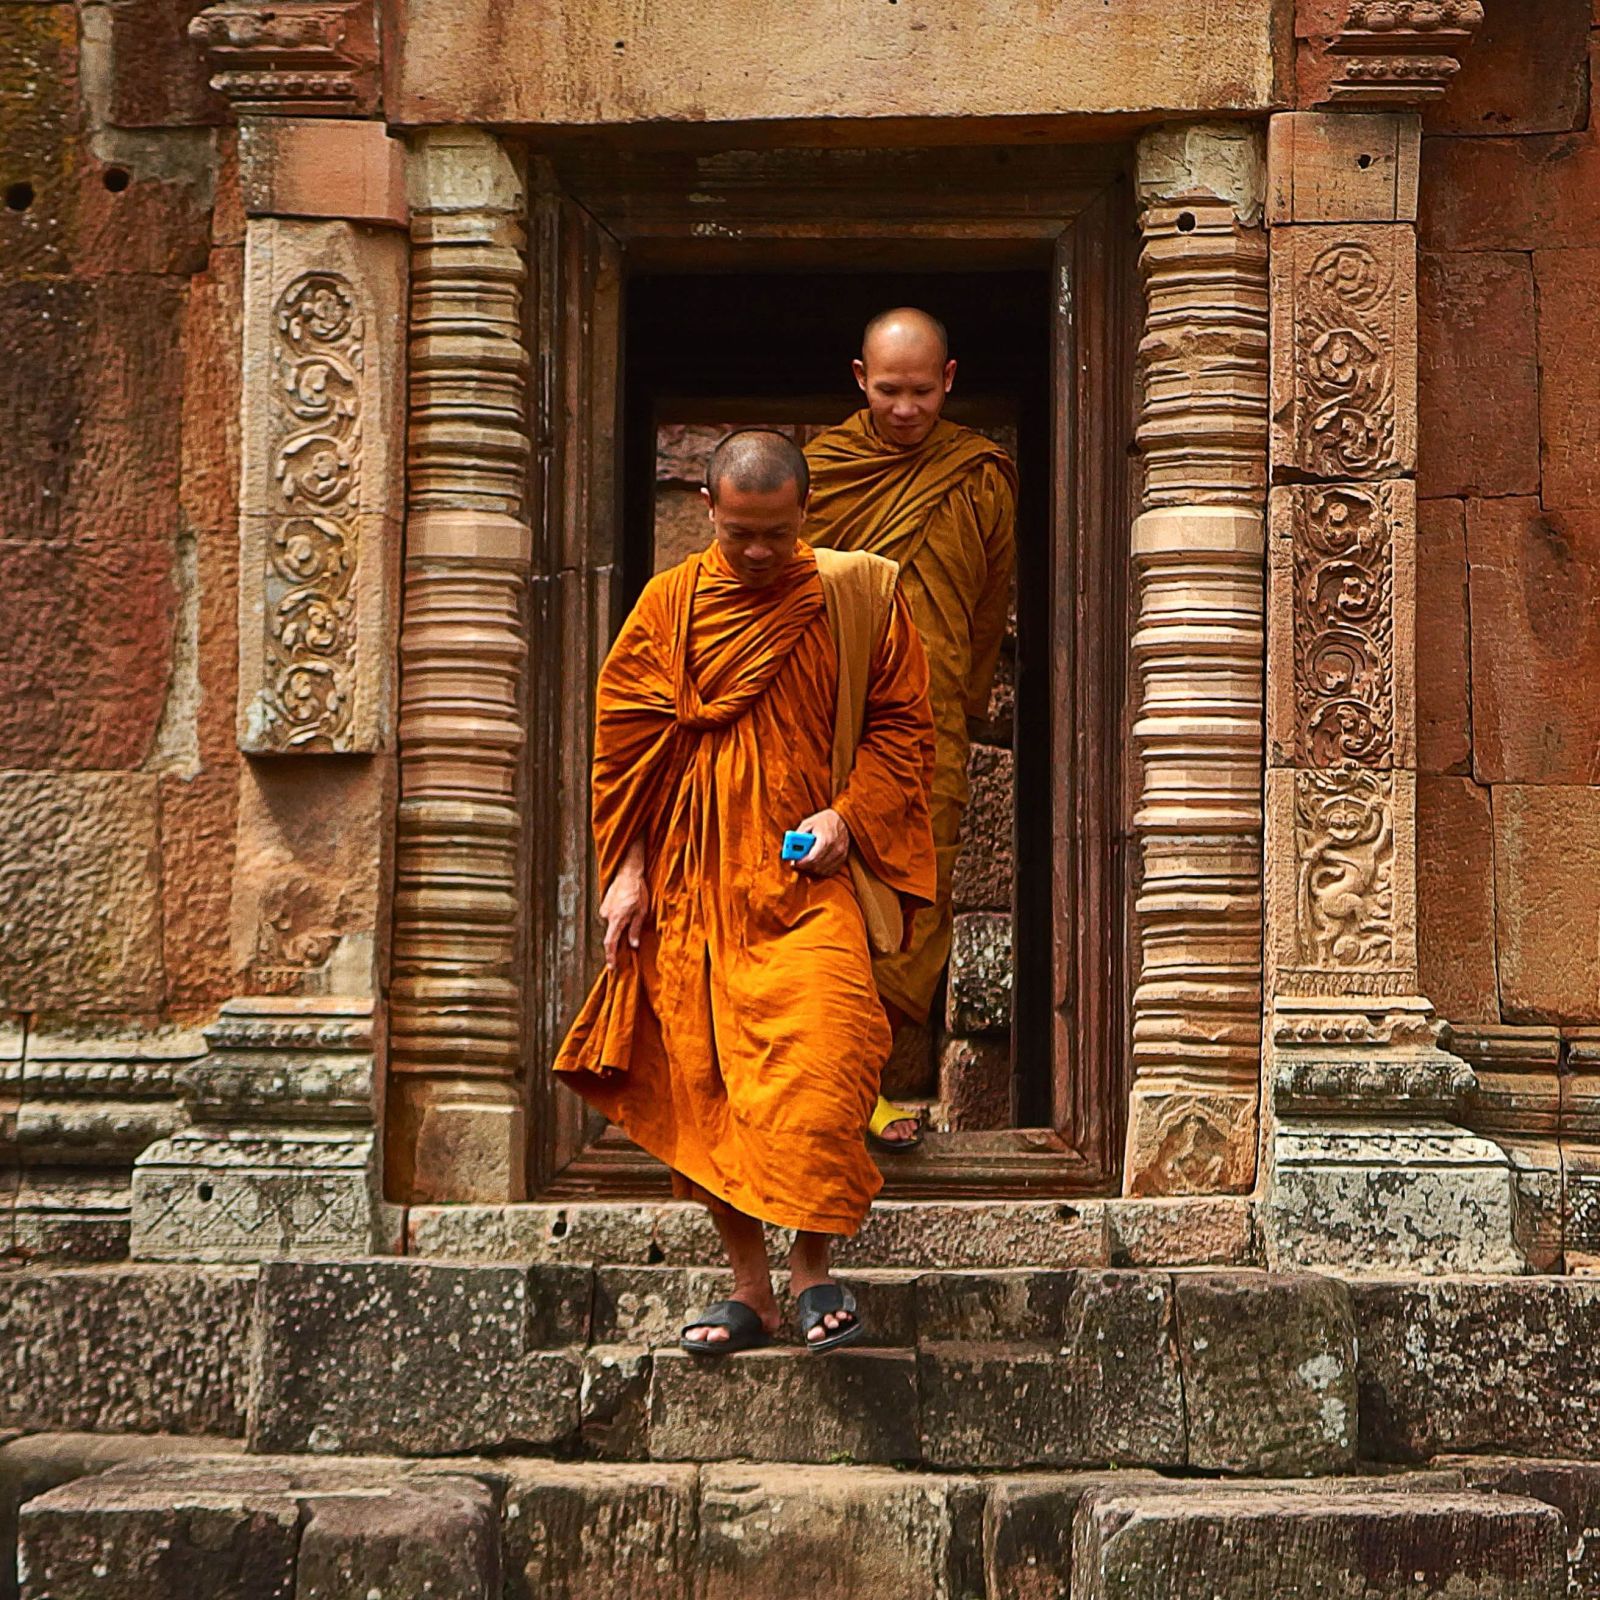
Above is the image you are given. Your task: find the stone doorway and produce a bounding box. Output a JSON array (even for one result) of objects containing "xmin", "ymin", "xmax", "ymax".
[{"xmin": 521, "ymin": 143, "xmax": 1136, "ymax": 1199}]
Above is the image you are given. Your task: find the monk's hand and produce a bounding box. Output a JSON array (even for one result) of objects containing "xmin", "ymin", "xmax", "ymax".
[
  {"xmin": 792, "ymin": 808, "xmax": 851, "ymax": 877},
  {"xmin": 600, "ymin": 850, "xmax": 651, "ymax": 970}
]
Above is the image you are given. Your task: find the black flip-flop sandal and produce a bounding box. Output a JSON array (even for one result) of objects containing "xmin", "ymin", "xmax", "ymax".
[
  {"xmin": 795, "ymin": 1283, "xmax": 865, "ymax": 1354},
  {"xmin": 680, "ymin": 1299, "xmax": 772, "ymax": 1358}
]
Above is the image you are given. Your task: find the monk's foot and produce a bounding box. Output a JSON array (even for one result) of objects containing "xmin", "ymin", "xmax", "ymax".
[
  {"xmin": 877, "ymin": 1118, "xmax": 918, "ymax": 1145},
  {"xmin": 681, "ymin": 1288, "xmax": 781, "ymax": 1347},
  {"xmin": 789, "ymin": 1275, "xmax": 864, "ymax": 1350}
]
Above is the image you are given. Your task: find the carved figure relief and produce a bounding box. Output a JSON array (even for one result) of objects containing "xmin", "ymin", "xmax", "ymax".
[
  {"xmin": 1294, "ymin": 767, "xmax": 1394, "ymax": 970},
  {"xmin": 253, "ymin": 271, "xmax": 363, "ymax": 752},
  {"xmin": 1294, "ymin": 484, "xmax": 1393, "ymax": 766},
  {"xmin": 1298, "ymin": 241, "xmax": 1396, "ymax": 478}
]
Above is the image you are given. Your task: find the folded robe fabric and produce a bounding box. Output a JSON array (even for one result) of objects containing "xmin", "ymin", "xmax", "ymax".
[
  {"xmin": 554, "ymin": 540, "xmax": 937, "ymax": 1235},
  {"xmin": 805, "ymin": 411, "xmax": 1017, "ymax": 1023}
]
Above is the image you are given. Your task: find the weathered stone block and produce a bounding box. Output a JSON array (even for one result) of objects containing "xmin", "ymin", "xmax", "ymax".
[
  {"xmin": 1416, "ymin": 775, "xmax": 1498, "ymax": 1025},
  {"xmin": 17, "ymin": 1465, "xmax": 301, "ymax": 1600},
  {"xmin": 1421, "ymin": 132, "xmax": 1600, "ymax": 255},
  {"xmin": 648, "ymin": 1348, "xmax": 919, "ymax": 1464},
  {"xmin": 579, "ymin": 1345, "xmax": 652, "ymax": 1459},
  {"xmin": 938, "ymin": 1036, "xmax": 1013, "ymax": 1130},
  {"xmin": 1105, "ymin": 1199, "xmax": 1258, "ymax": 1268},
  {"xmin": 101, "ymin": 0, "xmax": 227, "ymax": 127},
  {"xmin": 1356, "ymin": 1280, "xmax": 1600, "ymax": 1461},
  {"xmin": 500, "ymin": 1460, "xmax": 697, "ymax": 1600},
  {"xmin": 1445, "ymin": 1457, "xmax": 1600, "ymax": 1600},
  {"xmin": 833, "ymin": 1201, "xmax": 1108, "ymax": 1271},
  {"xmin": 917, "ymin": 1272, "xmax": 1185, "ymax": 1469},
  {"xmin": 653, "ymin": 485, "xmax": 712, "ymax": 574},
  {"xmin": 1267, "ymin": 112, "xmax": 1419, "ymax": 226},
  {"xmin": 983, "ymin": 1472, "xmax": 1163, "ymax": 1600},
  {"xmin": 0, "ymin": 775, "xmax": 165, "ymax": 1014},
  {"xmin": 1, "ymin": 1434, "xmax": 237, "ymax": 1600},
  {"xmin": 407, "ymin": 1200, "xmax": 724, "ymax": 1266},
  {"xmin": 1467, "ymin": 500, "xmax": 1600, "ymax": 785},
  {"xmin": 239, "ymin": 120, "xmax": 407, "ymax": 226},
  {"xmin": 1538, "ymin": 249, "xmax": 1600, "ymax": 510},
  {"xmin": 1493, "ymin": 785, "xmax": 1600, "ymax": 1022},
  {"xmin": 1415, "ymin": 497, "xmax": 1470, "ymax": 774},
  {"xmin": 1174, "ymin": 1271, "xmax": 1356, "ymax": 1475},
  {"xmin": 159, "ymin": 772, "xmax": 237, "ymax": 1017},
  {"xmin": 0, "ymin": 1266, "xmax": 254, "ymax": 1435},
  {"xmin": 295, "ymin": 1478, "xmax": 499, "ymax": 1600},
  {"xmin": 952, "ymin": 745, "xmax": 1013, "ymax": 912},
  {"xmin": 1422, "ymin": 0, "xmax": 1591, "ymax": 136},
  {"xmin": 698, "ymin": 1465, "xmax": 975, "ymax": 1600},
  {"xmin": 946, "ymin": 913, "xmax": 1012, "ymax": 1035},
  {"xmin": 1417, "ymin": 252, "xmax": 1539, "ymax": 498},
  {"xmin": 1071, "ymin": 1485, "xmax": 1565, "ymax": 1600},
  {"xmin": 250, "ymin": 1260, "xmax": 588, "ymax": 1455}
]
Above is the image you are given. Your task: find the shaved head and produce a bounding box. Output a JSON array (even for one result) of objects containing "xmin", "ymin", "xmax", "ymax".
[
  {"xmin": 704, "ymin": 428, "xmax": 810, "ymax": 506},
  {"xmin": 854, "ymin": 306, "xmax": 956, "ymax": 449},
  {"xmin": 861, "ymin": 306, "xmax": 949, "ymax": 366}
]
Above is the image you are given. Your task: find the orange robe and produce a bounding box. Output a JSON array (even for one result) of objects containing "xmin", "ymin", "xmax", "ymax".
[
  {"xmin": 804, "ymin": 411, "xmax": 1017, "ymax": 1023},
  {"xmin": 554, "ymin": 541, "xmax": 937, "ymax": 1234}
]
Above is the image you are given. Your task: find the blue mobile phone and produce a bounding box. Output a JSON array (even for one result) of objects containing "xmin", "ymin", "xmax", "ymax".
[{"xmin": 781, "ymin": 830, "xmax": 817, "ymax": 862}]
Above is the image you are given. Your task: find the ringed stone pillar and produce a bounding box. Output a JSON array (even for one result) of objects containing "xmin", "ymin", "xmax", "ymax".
[
  {"xmin": 1122, "ymin": 123, "xmax": 1269, "ymax": 1197},
  {"xmin": 1259, "ymin": 102, "xmax": 1518, "ymax": 1272},
  {"xmin": 385, "ymin": 129, "xmax": 533, "ymax": 1204},
  {"xmin": 133, "ymin": 6, "xmax": 408, "ymax": 1259}
]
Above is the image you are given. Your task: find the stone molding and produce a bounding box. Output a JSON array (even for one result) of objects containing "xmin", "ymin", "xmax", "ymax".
[
  {"xmin": 188, "ymin": 1, "xmax": 380, "ymax": 118},
  {"xmin": 131, "ymin": 996, "xmax": 391, "ymax": 1262},
  {"xmin": 385, "ymin": 129, "xmax": 534, "ymax": 1205},
  {"xmin": 1324, "ymin": 0, "xmax": 1487, "ymax": 108},
  {"xmin": 1122, "ymin": 125, "xmax": 1269, "ymax": 1199}
]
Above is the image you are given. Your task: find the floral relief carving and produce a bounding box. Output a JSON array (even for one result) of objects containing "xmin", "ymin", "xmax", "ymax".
[
  {"xmin": 253, "ymin": 271, "xmax": 363, "ymax": 752},
  {"xmin": 1297, "ymin": 241, "xmax": 1396, "ymax": 478},
  {"xmin": 1294, "ymin": 484, "xmax": 1393, "ymax": 767},
  {"xmin": 1294, "ymin": 766, "xmax": 1394, "ymax": 971}
]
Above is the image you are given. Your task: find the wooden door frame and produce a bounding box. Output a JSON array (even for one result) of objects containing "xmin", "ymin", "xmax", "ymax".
[{"xmin": 521, "ymin": 140, "xmax": 1137, "ymax": 1197}]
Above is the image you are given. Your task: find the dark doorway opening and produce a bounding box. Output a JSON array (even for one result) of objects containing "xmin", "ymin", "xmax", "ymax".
[{"xmin": 619, "ymin": 267, "xmax": 1054, "ymax": 1132}]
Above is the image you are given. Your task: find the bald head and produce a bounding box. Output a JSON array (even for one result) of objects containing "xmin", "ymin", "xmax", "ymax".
[
  {"xmin": 704, "ymin": 428, "xmax": 810, "ymax": 506},
  {"xmin": 861, "ymin": 306, "xmax": 949, "ymax": 367},
  {"xmin": 854, "ymin": 306, "xmax": 956, "ymax": 449}
]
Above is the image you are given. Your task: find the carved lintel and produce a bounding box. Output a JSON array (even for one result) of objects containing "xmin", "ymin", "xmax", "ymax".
[
  {"xmin": 1324, "ymin": 0, "xmax": 1486, "ymax": 108},
  {"xmin": 188, "ymin": 1, "xmax": 379, "ymax": 118}
]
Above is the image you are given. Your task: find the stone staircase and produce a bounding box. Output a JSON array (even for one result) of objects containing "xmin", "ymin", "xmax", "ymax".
[{"xmin": 4, "ymin": 1205, "xmax": 1600, "ymax": 1595}]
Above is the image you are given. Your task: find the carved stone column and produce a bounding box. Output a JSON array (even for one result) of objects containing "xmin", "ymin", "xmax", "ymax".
[
  {"xmin": 1259, "ymin": 104, "xmax": 1518, "ymax": 1271},
  {"xmin": 384, "ymin": 129, "xmax": 533, "ymax": 1204},
  {"xmin": 132, "ymin": 7, "xmax": 407, "ymax": 1260},
  {"xmin": 1122, "ymin": 124, "xmax": 1268, "ymax": 1196}
]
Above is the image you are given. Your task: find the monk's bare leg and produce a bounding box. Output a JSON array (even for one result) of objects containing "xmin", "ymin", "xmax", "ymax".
[
  {"xmin": 683, "ymin": 1205, "xmax": 781, "ymax": 1346},
  {"xmin": 788, "ymin": 1230, "xmax": 857, "ymax": 1343}
]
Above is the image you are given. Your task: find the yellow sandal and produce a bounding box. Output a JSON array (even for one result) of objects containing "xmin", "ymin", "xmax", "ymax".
[{"xmin": 867, "ymin": 1094, "xmax": 923, "ymax": 1151}]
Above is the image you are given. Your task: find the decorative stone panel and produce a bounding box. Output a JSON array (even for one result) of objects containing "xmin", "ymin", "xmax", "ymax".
[{"xmin": 237, "ymin": 218, "xmax": 405, "ymax": 755}]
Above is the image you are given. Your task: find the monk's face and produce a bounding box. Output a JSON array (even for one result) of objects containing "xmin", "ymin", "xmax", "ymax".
[
  {"xmin": 852, "ymin": 328, "xmax": 957, "ymax": 449},
  {"xmin": 704, "ymin": 478, "xmax": 807, "ymax": 589}
]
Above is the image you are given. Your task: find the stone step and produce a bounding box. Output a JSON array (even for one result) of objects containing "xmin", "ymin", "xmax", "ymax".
[
  {"xmin": 9, "ymin": 1263, "xmax": 1600, "ymax": 1475},
  {"xmin": 5, "ymin": 1444, "xmax": 1579, "ymax": 1600}
]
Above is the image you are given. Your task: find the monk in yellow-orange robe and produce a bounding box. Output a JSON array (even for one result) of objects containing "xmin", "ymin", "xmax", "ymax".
[
  {"xmin": 555, "ymin": 533, "xmax": 937, "ymax": 1238},
  {"xmin": 807, "ymin": 389, "xmax": 1016, "ymax": 1037}
]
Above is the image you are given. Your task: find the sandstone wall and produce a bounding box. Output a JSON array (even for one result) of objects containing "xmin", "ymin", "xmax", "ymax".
[
  {"xmin": 0, "ymin": 2, "xmax": 239, "ymax": 1040},
  {"xmin": 1406, "ymin": 0, "xmax": 1600, "ymax": 1032}
]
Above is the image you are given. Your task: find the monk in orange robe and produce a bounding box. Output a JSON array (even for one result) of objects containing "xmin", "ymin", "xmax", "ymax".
[
  {"xmin": 805, "ymin": 308, "xmax": 1018, "ymax": 1146},
  {"xmin": 556, "ymin": 430, "xmax": 936, "ymax": 1354}
]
